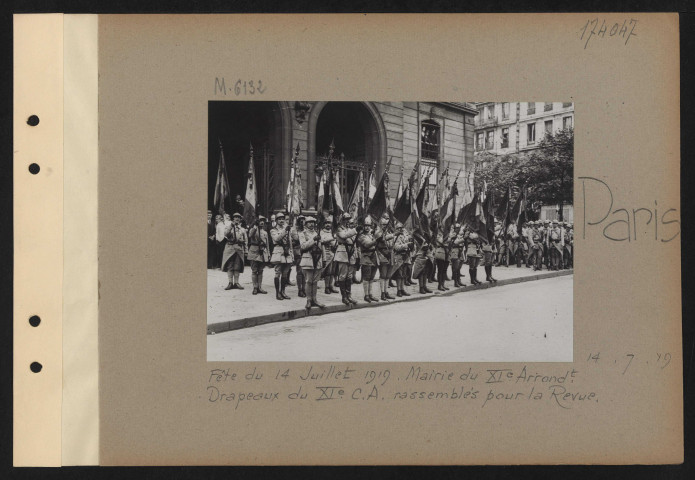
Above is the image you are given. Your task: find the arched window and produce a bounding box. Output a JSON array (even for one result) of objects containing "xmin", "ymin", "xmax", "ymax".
[{"xmin": 420, "ymin": 120, "xmax": 441, "ymax": 189}]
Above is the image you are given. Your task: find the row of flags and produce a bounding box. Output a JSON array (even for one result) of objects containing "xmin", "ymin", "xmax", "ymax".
[{"xmin": 213, "ymin": 141, "xmax": 529, "ymax": 241}]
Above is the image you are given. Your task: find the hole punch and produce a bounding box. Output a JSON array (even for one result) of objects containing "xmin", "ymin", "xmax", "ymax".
[
  {"xmin": 29, "ymin": 315, "xmax": 41, "ymax": 327},
  {"xmin": 28, "ymin": 163, "xmax": 40, "ymax": 175},
  {"xmin": 27, "ymin": 115, "xmax": 40, "ymax": 126},
  {"xmin": 30, "ymin": 362, "xmax": 43, "ymax": 373}
]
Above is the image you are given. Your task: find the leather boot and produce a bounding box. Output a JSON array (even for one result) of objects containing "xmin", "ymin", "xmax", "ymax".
[
  {"xmin": 252, "ymin": 273, "xmax": 258, "ymax": 295},
  {"xmin": 489, "ymin": 267, "xmax": 497, "ymax": 282},
  {"xmin": 286, "ymin": 268, "xmax": 295, "ymax": 286},
  {"xmin": 384, "ymin": 286, "xmax": 395, "ymax": 300},
  {"xmin": 389, "ymin": 279, "xmax": 396, "ymax": 288},
  {"xmin": 368, "ymin": 282, "xmax": 379, "ymax": 302},
  {"xmin": 225, "ymin": 281, "xmax": 235, "ymax": 290},
  {"xmin": 339, "ymin": 281, "xmax": 350, "ymax": 305},
  {"xmin": 325, "ymin": 277, "xmax": 332, "ymax": 294},
  {"xmin": 257, "ymin": 272, "xmax": 268, "ymax": 294},
  {"xmin": 274, "ymin": 277, "xmax": 283, "ymax": 300},
  {"xmin": 419, "ymin": 276, "xmax": 427, "ymax": 294},
  {"xmin": 311, "ymin": 283, "xmax": 325, "ymax": 309},
  {"xmin": 399, "ymin": 279, "xmax": 411, "ymax": 296},
  {"xmin": 381, "ymin": 291, "xmax": 386, "ymax": 301},
  {"xmin": 346, "ymin": 281, "xmax": 358, "ymax": 304},
  {"xmin": 305, "ymin": 289, "xmax": 312, "ymax": 310},
  {"xmin": 329, "ymin": 277, "xmax": 339, "ymax": 293},
  {"xmin": 280, "ymin": 278, "xmax": 291, "ymax": 300},
  {"xmin": 363, "ymin": 282, "xmax": 372, "ymax": 303}
]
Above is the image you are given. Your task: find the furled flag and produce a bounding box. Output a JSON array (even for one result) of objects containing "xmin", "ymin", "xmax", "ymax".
[
  {"xmin": 213, "ymin": 139, "xmax": 232, "ymax": 217},
  {"xmin": 440, "ymin": 176, "xmax": 459, "ymax": 237},
  {"xmin": 243, "ymin": 143, "xmax": 257, "ymax": 226},
  {"xmin": 316, "ymin": 166, "xmax": 328, "ymax": 220},
  {"xmin": 511, "ymin": 187, "xmax": 528, "ymax": 235},
  {"xmin": 393, "ymin": 167, "xmax": 413, "ymax": 224},
  {"xmin": 347, "ymin": 169, "xmax": 365, "ymax": 222},
  {"xmin": 286, "ymin": 144, "xmax": 302, "ymax": 215},
  {"xmin": 483, "ymin": 187, "xmax": 496, "ymax": 243},
  {"xmin": 414, "ymin": 167, "xmax": 433, "ymax": 242},
  {"xmin": 367, "ymin": 168, "xmax": 389, "ymax": 221},
  {"xmin": 496, "ymin": 185, "xmax": 512, "ymax": 232},
  {"xmin": 331, "ymin": 165, "xmax": 344, "ymax": 217},
  {"xmin": 366, "ymin": 159, "xmax": 378, "ymax": 206}
]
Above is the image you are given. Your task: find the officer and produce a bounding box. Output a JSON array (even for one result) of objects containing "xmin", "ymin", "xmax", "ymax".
[
  {"xmin": 335, "ymin": 213, "xmax": 358, "ymax": 305},
  {"xmin": 320, "ymin": 217, "xmax": 339, "ymax": 294},
  {"xmin": 449, "ymin": 223, "xmax": 466, "ymax": 287},
  {"xmin": 357, "ymin": 216, "xmax": 380, "ymax": 303},
  {"xmin": 221, "ymin": 212, "xmax": 248, "ymax": 290},
  {"xmin": 433, "ymin": 228, "xmax": 450, "ymax": 291},
  {"xmin": 247, "ymin": 216, "xmax": 270, "ymax": 295},
  {"xmin": 482, "ymin": 231, "xmax": 498, "ymax": 283},
  {"xmin": 411, "ymin": 232, "xmax": 434, "ymax": 294},
  {"xmin": 390, "ymin": 220, "xmax": 411, "ymax": 297},
  {"xmin": 290, "ymin": 215, "xmax": 305, "ymax": 296},
  {"xmin": 465, "ymin": 224, "xmax": 483, "ymax": 285},
  {"xmin": 374, "ymin": 213, "xmax": 396, "ymax": 300},
  {"xmin": 298, "ymin": 216, "xmax": 326, "ymax": 310},
  {"xmin": 270, "ymin": 212, "xmax": 294, "ymax": 300},
  {"xmin": 548, "ymin": 220, "xmax": 563, "ymax": 270}
]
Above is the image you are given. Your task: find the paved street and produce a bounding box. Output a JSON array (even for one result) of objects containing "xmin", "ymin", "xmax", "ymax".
[{"xmin": 207, "ymin": 275, "xmax": 573, "ymax": 362}]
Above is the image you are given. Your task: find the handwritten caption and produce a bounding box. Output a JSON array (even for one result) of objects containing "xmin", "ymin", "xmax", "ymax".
[
  {"xmin": 214, "ymin": 77, "xmax": 266, "ymax": 96},
  {"xmin": 580, "ymin": 18, "xmax": 638, "ymax": 49},
  {"xmin": 205, "ymin": 352, "xmax": 671, "ymax": 411}
]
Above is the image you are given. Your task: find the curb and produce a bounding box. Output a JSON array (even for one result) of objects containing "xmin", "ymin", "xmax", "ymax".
[{"xmin": 207, "ymin": 269, "xmax": 573, "ymax": 335}]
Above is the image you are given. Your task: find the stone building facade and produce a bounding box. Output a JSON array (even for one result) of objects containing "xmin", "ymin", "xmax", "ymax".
[{"xmin": 208, "ymin": 101, "xmax": 478, "ymax": 218}]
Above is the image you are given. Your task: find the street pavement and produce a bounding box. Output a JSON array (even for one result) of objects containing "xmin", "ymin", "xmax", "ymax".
[
  {"xmin": 207, "ymin": 275, "xmax": 573, "ymax": 362},
  {"xmin": 207, "ymin": 263, "xmax": 564, "ymax": 326}
]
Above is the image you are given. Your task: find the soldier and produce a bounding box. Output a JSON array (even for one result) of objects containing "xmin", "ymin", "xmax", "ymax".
[
  {"xmin": 298, "ymin": 216, "xmax": 326, "ymax": 310},
  {"xmin": 389, "ymin": 220, "xmax": 411, "ymax": 297},
  {"xmin": 247, "ymin": 216, "xmax": 270, "ymax": 295},
  {"xmin": 482, "ymin": 231, "xmax": 498, "ymax": 283},
  {"xmin": 270, "ymin": 212, "xmax": 294, "ymax": 300},
  {"xmin": 373, "ymin": 213, "xmax": 396, "ymax": 299},
  {"xmin": 548, "ymin": 220, "xmax": 563, "ymax": 270},
  {"xmin": 465, "ymin": 224, "xmax": 484, "ymax": 285},
  {"xmin": 411, "ymin": 233, "xmax": 434, "ymax": 294},
  {"xmin": 565, "ymin": 223, "xmax": 574, "ymax": 268},
  {"xmin": 401, "ymin": 226, "xmax": 415, "ymax": 287},
  {"xmin": 357, "ymin": 216, "xmax": 380, "ymax": 302},
  {"xmin": 290, "ymin": 215, "xmax": 305, "ymax": 296},
  {"xmin": 335, "ymin": 213, "xmax": 358, "ymax": 305},
  {"xmin": 213, "ymin": 214, "xmax": 224, "ymax": 269},
  {"xmin": 221, "ymin": 212, "xmax": 248, "ymax": 290},
  {"xmin": 320, "ymin": 218, "xmax": 339, "ymax": 294},
  {"xmin": 449, "ymin": 223, "xmax": 466, "ymax": 287},
  {"xmin": 433, "ymin": 228, "xmax": 451, "ymax": 291}
]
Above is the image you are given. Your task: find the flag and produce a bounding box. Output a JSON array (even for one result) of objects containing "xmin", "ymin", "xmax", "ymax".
[
  {"xmin": 286, "ymin": 145, "xmax": 302, "ymax": 215},
  {"xmin": 367, "ymin": 169, "xmax": 389, "ymax": 221},
  {"xmin": 414, "ymin": 168, "xmax": 433, "ymax": 241},
  {"xmin": 496, "ymin": 185, "xmax": 512, "ymax": 234},
  {"xmin": 243, "ymin": 143, "xmax": 257, "ymax": 226},
  {"xmin": 367, "ymin": 159, "xmax": 378, "ymax": 206},
  {"xmin": 511, "ymin": 188, "xmax": 528, "ymax": 235},
  {"xmin": 316, "ymin": 167, "xmax": 328, "ymax": 220},
  {"xmin": 393, "ymin": 175, "xmax": 412, "ymax": 224},
  {"xmin": 347, "ymin": 169, "xmax": 365, "ymax": 221},
  {"xmin": 213, "ymin": 139, "xmax": 232, "ymax": 217},
  {"xmin": 331, "ymin": 165, "xmax": 344, "ymax": 216},
  {"xmin": 483, "ymin": 187, "xmax": 495, "ymax": 243},
  {"xmin": 440, "ymin": 177, "xmax": 459, "ymax": 237}
]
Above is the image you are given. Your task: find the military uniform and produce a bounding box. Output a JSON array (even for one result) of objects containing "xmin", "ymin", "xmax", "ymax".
[
  {"xmin": 334, "ymin": 214, "xmax": 358, "ymax": 304},
  {"xmin": 411, "ymin": 235, "xmax": 434, "ymax": 294},
  {"xmin": 465, "ymin": 230, "xmax": 483, "ymax": 285},
  {"xmin": 548, "ymin": 221, "xmax": 563, "ymax": 270},
  {"xmin": 320, "ymin": 223, "xmax": 339, "ymax": 294},
  {"xmin": 290, "ymin": 218, "xmax": 306, "ymax": 297},
  {"xmin": 221, "ymin": 213, "xmax": 248, "ymax": 290},
  {"xmin": 449, "ymin": 225, "xmax": 466, "ymax": 287},
  {"xmin": 374, "ymin": 216, "xmax": 398, "ymax": 299},
  {"xmin": 270, "ymin": 213, "xmax": 294, "ymax": 300},
  {"xmin": 357, "ymin": 218, "xmax": 380, "ymax": 302},
  {"xmin": 299, "ymin": 217, "xmax": 326, "ymax": 310},
  {"xmin": 247, "ymin": 218, "xmax": 270, "ymax": 295},
  {"xmin": 433, "ymin": 232, "xmax": 450, "ymax": 291}
]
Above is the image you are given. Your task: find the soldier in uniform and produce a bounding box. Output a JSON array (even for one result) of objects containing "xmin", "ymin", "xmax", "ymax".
[
  {"xmin": 564, "ymin": 223, "xmax": 574, "ymax": 268},
  {"xmin": 221, "ymin": 212, "xmax": 248, "ymax": 290},
  {"xmin": 389, "ymin": 221, "xmax": 411, "ymax": 298},
  {"xmin": 411, "ymin": 232, "xmax": 434, "ymax": 294},
  {"xmin": 433, "ymin": 228, "xmax": 451, "ymax": 291},
  {"xmin": 320, "ymin": 218, "xmax": 339, "ymax": 294},
  {"xmin": 290, "ymin": 215, "xmax": 305, "ymax": 296},
  {"xmin": 401, "ymin": 226, "xmax": 415, "ymax": 287},
  {"xmin": 548, "ymin": 220, "xmax": 563, "ymax": 270},
  {"xmin": 449, "ymin": 223, "xmax": 466, "ymax": 287},
  {"xmin": 298, "ymin": 216, "xmax": 326, "ymax": 310},
  {"xmin": 482, "ymin": 231, "xmax": 498, "ymax": 283},
  {"xmin": 374, "ymin": 213, "xmax": 397, "ymax": 300},
  {"xmin": 270, "ymin": 212, "xmax": 294, "ymax": 300},
  {"xmin": 247, "ymin": 216, "xmax": 270, "ymax": 295},
  {"xmin": 213, "ymin": 214, "xmax": 224, "ymax": 269},
  {"xmin": 335, "ymin": 213, "xmax": 358, "ymax": 305},
  {"xmin": 357, "ymin": 216, "xmax": 380, "ymax": 302},
  {"xmin": 465, "ymin": 224, "xmax": 484, "ymax": 285}
]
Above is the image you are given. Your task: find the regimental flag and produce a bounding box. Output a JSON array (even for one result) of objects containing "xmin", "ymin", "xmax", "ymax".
[
  {"xmin": 414, "ymin": 168, "xmax": 434, "ymax": 242},
  {"xmin": 331, "ymin": 165, "xmax": 344, "ymax": 217},
  {"xmin": 483, "ymin": 187, "xmax": 495, "ymax": 243},
  {"xmin": 213, "ymin": 139, "xmax": 232, "ymax": 217},
  {"xmin": 496, "ymin": 185, "xmax": 512, "ymax": 234},
  {"xmin": 367, "ymin": 159, "xmax": 378, "ymax": 206},
  {"xmin": 367, "ymin": 169, "xmax": 389, "ymax": 221},
  {"xmin": 243, "ymin": 143, "xmax": 257, "ymax": 226},
  {"xmin": 316, "ymin": 166, "xmax": 329, "ymax": 221},
  {"xmin": 393, "ymin": 174, "xmax": 413, "ymax": 224},
  {"xmin": 511, "ymin": 187, "xmax": 528, "ymax": 235},
  {"xmin": 347, "ymin": 169, "xmax": 365, "ymax": 222},
  {"xmin": 436, "ymin": 162, "xmax": 450, "ymax": 204},
  {"xmin": 440, "ymin": 177, "xmax": 459, "ymax": 237},
  {"xmin": 395, "ymin": 169, "xmax": 404, "ymax": 207},
  {"xmin": 286, "ymin": 145, "xmax": 302, "ymax": 215}
]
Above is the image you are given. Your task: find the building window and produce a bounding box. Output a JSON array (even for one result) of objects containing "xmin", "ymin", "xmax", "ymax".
[
  {"xmin": 544, "ymin": 102, "xmax": 553, "ymax": 112},
  {"xmin": 421, "ymin": 120, "xmax": 440, "ymax": 161},
  {"xmin": 485, "ymin": 131, "xmax": 494, "ymax": 150},
  {"xmin": 545, "ymin": 120, "xmax": 553, "ymax": 135},
  {"xmin": 527, "ymin": 102, "xmax": 536, "ymax": 115},
  {"xmin": 486, "ymin": 105, "xmax": 494, "ymax": 120},
  {"xmin": 501, "ymin": 128, "xmax": 509, "ymax": 148},
  {"xmin": 563, "ymin": 116, "xmax": 573, "ymax": 129},
  {"xmin": 562, "ymin": 102, "xmax": 572, "ymax": 108},
  {"xmin": 502, "ymin": 102, "xmax": 509, "ymax": 119},
  {"xmin": 476, "ymin": 132, "xmax": 484, "ymax": 151},
  {"xmin": 527, "ymin": 123, "xmax": 536, "ymax": 144}
]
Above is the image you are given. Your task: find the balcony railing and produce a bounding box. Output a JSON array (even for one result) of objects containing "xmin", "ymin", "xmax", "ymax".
[{"xmin": 544, "ymin": 102, "xmax": 553, "ymax": 112}]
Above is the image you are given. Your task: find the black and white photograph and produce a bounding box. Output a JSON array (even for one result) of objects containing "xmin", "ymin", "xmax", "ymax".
[{"xmin": 206, "ymin": 101, "xmax": 574, "ymax": 362}]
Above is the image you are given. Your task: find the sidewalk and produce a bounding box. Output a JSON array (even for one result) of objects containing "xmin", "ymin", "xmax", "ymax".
[{"xmin": 207, "ymin": 263, "xmax": 573, "ymax": 334}]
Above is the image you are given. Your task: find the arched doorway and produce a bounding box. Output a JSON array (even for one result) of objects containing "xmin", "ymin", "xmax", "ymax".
[
  {"xmin": 307, "ymin": 102, "xmax": 387, "ymax": 209},
  {"xmin": 208, "ymin": 101, "xmax": 291, "ymax": 217}
]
